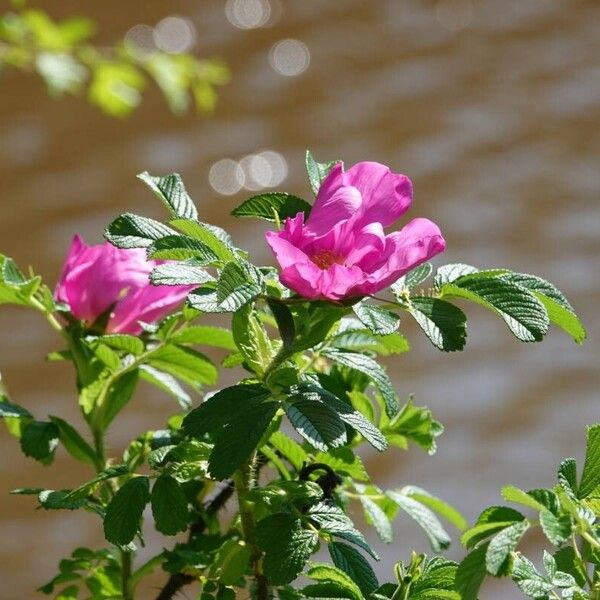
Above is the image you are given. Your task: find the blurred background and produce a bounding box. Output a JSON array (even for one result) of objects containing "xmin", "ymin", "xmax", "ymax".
[{"xmin": 0, "ymin": 1, "xmax": 598, "ymax": 598}]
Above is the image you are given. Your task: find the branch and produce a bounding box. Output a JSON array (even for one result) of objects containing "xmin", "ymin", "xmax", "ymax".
[{"xmin": 155, "ymin": 480, "xmax": 235, "ymax": 600}]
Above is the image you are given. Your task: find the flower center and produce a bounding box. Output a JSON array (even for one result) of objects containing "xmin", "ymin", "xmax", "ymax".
[{"xmin": 311, "ymin": 250, "xmax": 345, "ymax": 270}]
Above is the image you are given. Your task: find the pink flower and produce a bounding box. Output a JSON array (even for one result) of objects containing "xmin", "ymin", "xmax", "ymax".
[
  {"xmin": 55, "ymin": 235, "xmax": 192, "ymax": 334},
  {"xmin": 266, "ymin": 161, "xmax": 445, "ymax": 301}
]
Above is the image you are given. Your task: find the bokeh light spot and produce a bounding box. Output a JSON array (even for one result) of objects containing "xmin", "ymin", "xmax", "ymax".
[{"xmin": 268, "ymin": 39, "xmax": 310, "ymax": 77}]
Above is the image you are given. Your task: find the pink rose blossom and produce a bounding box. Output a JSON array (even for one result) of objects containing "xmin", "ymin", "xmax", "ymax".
[
  {"xmin": 55, "ymin": 235, "xmax": 192, "ymax": 334},
  {"xmin": 266, "ymin": 161, "xmax": 445, "ymax": 301}
]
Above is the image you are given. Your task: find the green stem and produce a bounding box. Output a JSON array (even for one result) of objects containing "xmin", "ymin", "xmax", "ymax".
[
  {"xmin": 572, "ymin": 534, "xmax": 594, "ymax": 589},
  {"xmin": 234, "ymin": 461, "xmax": 270, "ymax": 600},
  {"xmin": 121, "ymin": 549, "xmax": 133, "ymax": 600}
]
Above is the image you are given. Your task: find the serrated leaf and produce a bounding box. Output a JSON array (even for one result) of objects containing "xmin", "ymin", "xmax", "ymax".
[
  {"xmin": 20, "ymin": 420, "xmax": 59, "ymax": 464},
  {"xmin": 65, "ymin": 464, "xmax": 129, "ymax": 500},
  {"xmin": 147, "ymin": 235, "xmax": 219, "ymax": 263},
  {"xmin": 306, "ymin": 563, "xmax": 363, "ymax": 600},
  {"xmin": 284, "ymin": 397, "xmax": 346, "ymax": 451},
  {"xmin": 97, "ymin": 369, "xmax": 139, "ymax": 429},
  {"xmin": 386, "ymin": 490, "xmax": 451, "ymax": 552},
  {"xmin": 440, "ymin": 274, "xmax": 549, "ymax": 342},
  {"xmin": 359, "ymin": 496, "xmax": 393, "ymax": 543},
  {"xmin": 37, "ymin": 490, "xmax": 87, "ymax": 511},
  {"xmin": 232, "ymin": 303, "xmax": 274, "ymax": 376},
  {"xmin": 501, "ymin": 485, "xmax": 549, "ymax": 512},
  {"xmin": 408, "ymin": 297, "xmax": 467, "ymax": 352},
  {"xmin": 183, "ymin": 384, "xmax": 270, "ymax": 438},
  {"xmin": 208, "ymin": 401, "xmax": 279, "ymax": 480},
  {"xmin": 404, "ymin": 262, "xmax": 434, "ymax": 288},
  {"xmin": 540, "ymin": 509, "xmax": 572, "ymax": 545},
  {"xmin": 315, "ymin": 447, "xmax": 369, "ymax": 481},
  {"xmin": 460, "ymin": 506, "xmax": 525, "ymax": 549},
  {"xmin": 151, "ymin": 475, "xmax": 189, "ymax": 535},
  {"xmin": 329, "ymin": 542, "xmax": 378, "ymax": 595},
  {"xmin": 553, "ymin": 547, "xmax": 588, "ymax": 588},
  {"xmin": 148, "ymin": 344, "xmax": 217, "ymax": 387},
  {"xmin": 455, "ymin": 543, "xmax": 488, "ymax": 600},
  {"xmin": 256, "ymin": 513, "xmax": 319, "ymax": 585},
  {"xmin": 321, "ymin": 349, "xmax": 398, "ymax": 417},
  {"xmin": 150, "ymin": 261, "xmax": 213, "ymax": 286},
  {"xmin": 402, "ymin": 485, "xmax": 467, "ymax": 531},
  {"xmin": 104, "ymin": 213, "xmax": 176, "ymax": 249},
  {"xmin": 232, "ymin": 192, "xmax": 311, "ymax": 222},
  {"xmin": 329, "ymin": 329, "xmax": 410, "ymax": 356},
  {"xmin": 216, "ymin": 261, "xmax": 263, "ymax": 311},
  {"xmin": 49, "ymin": 416, "xmax": 96, "ymax": 466},
  {"xmin": 97, "ymin": 334, "xmax": 145, "ymax": 356},
  {"xmin": 579, "ymin": 424, "xmax": 600, "ymax": 498},
  {"xmin": 352, "ymin": 303, "xmax": 400, "ymax": 335},
  {"xmin": 511, "ymin": 553, "xmax": 554, "ymax": 597},
  {"xmin": 138, "ymin": 172, "xmax": 198, "ymax": 220},
  {"xmin": 305, "ymin": 150, "xmax": 341, "ymax": 195},
  {"xmin": 485, "ymin": 519, "xmax": 529, "ymax": 575},
  {"xmin": 140, "ymin": 365, "xmax": 192, "ymax": 410},
  {"xmin": 103, "ymin": 476, "xmax": 150, "ymax": 545},
  {"xmin": 169, "ymin": 218, "xmax": 237, "ymax": 262}
]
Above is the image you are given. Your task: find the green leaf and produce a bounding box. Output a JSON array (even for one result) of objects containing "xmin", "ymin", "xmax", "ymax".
[
  {"xmin": 216, "ymin": 261, "xmax": 263, "ymax": 311},
  {"xmin": 305, "ymin": 563, "xmax": 363, "ymax": 600},
  {"xmin": 402, "ymin": 486, "xmax": 467, "ymax": 531},
  {"xmin": 183, "ymin": 384, "xmax": 270, "ymax": 438},
  {"xmin": 501, "ymin": 485, "xmax": 549, "ymax": 512},
  {"xmin": 359, "ymin": 496, "xmax": 393, "ymax": 543},
  {"xmin": 256, "ymin": 513, "xmax": 319, "ymax": 585},
  {"xmin": 284, "ymin": 397, "xmax": 346, "ymax": 451},
  {"xmin": 150, "ymin": 261, "xmax": 213, "ymax": 286},
  {"xmin": 104, "ymin": 213, "xmax": 176, "ymax": 249},
  {"xmin": 579, "ymin": 423, "xmax": 600, "ymax": 498},
  {"xmin": 0, "ymin": 397, "xmax": 32, "ymax": 419},
  {"xmin": 103, "ymin": 476, "xmax": 150, "ymax": 545},
  {"xmin": 408, "ymin": 297, "xmax": 467, "ymax": 352},
  {"xmin": 37, "ymin": 489, "xmax": 87, "ymax": 511},
  {"xmin": 329, "ymin": 542, "xmax": 378, "ymax": 595},
  {"xmin": 305, "ymin": 150, "xmax": 341, "ymax": 195},
  {"xmin": 0, "ymin": 255, "xmax": 43, "ymax": 307},
  {"xmin": 381, "ymin": 399, "xmax": 444, "ymax": 455},
  {"xmin": 329, "ymin": 329, "xmax": 410, "ymax": 356},
  {"xmin": 49, "ymin": 416, "xmax": 96, "ymax": 466},
  {"xmin": 500, "ymin": 273, "xmax": 585, "ymax": 343},
  {"xmin": 403, "ymin": 262, "xmax": 433, "ymax": 288},
  {"xmin": 485, "ymin": 519, "xmax": 529, "ymax": 575},
  {"xmin": 232, "ymin": 303, "xmax": 274, "ymax": 377},
  {"xmin": 267, "ymin": 298, "xmax": 296, "ymax": 348},
  {"xmin": 439, "ymin": 274, "xmax": 549, "ymax": 342},
  {"xmin": 169, "ymin": 218, "xmax": 237, "ymax": 262},
  {"xmin": 20, "ymin": 420, "xmax": 59, "ymax": 464},
  {"xmin": 460, "ymin": 506, "xmax": 525, "ymax": 549},
  {"xmin": 511, "ymin": 553, "xmax": 554, "ymax": 597},
  {"xmin": 434, "ymin": 263, "xmax": 480, "ymax": 288},
  {"xmin": 151, "ymin": 475, "xmax": 189, "ymax": 535},
  {"xmin": 321, "ymin": 349, "xmax": 398, "ymax": 417},
  {"xmin": 315, "ymin": 447, "xmax": 368, "ymax": 481},
  {"xmin": 352, "ymin": 303, "xmax": 400, "ymax": 335},
  {"xmin": 137, "ymin": 172, "xmax": 198, "ymax": 220},
  {"xmin": 170, "ymin": 325, "xmax": 236, "ymax": 350},
  {"xmin": 553, "ymin": 547, "xmax": 588, "ymax": 588},
  {"xmin": 386, "ymin": 490, "xmax": 451, "ymax": 552},
  {"xmin": 540, "ymin": 509, "xmax": 572, "ymax": 545},
  {"xmin": 65, "ymin": 464, "xmax": 129, "ymax": 500},
  {"xmin": 208, "ymin": 401, "xmax": 279, "ymax": 480},
  {"xmin": 211, "ymin": 538, "xmax": 252, "ymax": 585},
  {"xmin": 558, "ymin": 458, "xmax": 578, "ymax": 498},
  {"xmin": 147, "ymin": 235, "xmax": 219, "ymax": 263},
  {"xmin": 98, "ymin": 369, "xmax": 139, "ymax": 429},
  {"xmin": 148, "ymin": 345, "xmax": 217, "ymax": 387},
  {"xmin": 455, "ymin": 543, "xmax": 488, "ymax": 600},
  {"xmin": 231, "ymin": 192, "xmax": 312, "ymax": 222},
  {"xmin": 268, "ymin": 431, "xmax": 308, "ymax": 470},
  {"xmin": 97, "ymin": 334, "xmax": 144, "ymax": 356}
]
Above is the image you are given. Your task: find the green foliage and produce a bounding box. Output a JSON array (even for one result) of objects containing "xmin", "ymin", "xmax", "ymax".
[
  {"xmin": 305, "ymin": 150, "xmax": 341, "ymax": 195},
  {"xmin": 0, "ymin": 6, "xmax": 229, "ymax": 117},
  {"xmin": 231, "ymin": 193, "xmax": 312, "ymax": 223},
  {"xmin": 0, "ymin": 166, "xmax": 590, "ymax": 600},
  {"xmin": 103, "ymin": 476, "xmax": 150, "ymax": 545}
]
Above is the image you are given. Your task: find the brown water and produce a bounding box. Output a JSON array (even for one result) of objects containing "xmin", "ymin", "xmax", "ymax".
[{"xmin": 0, "ymin": 1, "xmax": 599, "ymax": 598}]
